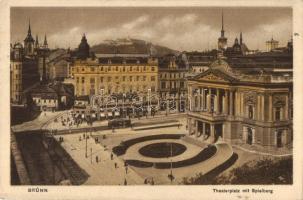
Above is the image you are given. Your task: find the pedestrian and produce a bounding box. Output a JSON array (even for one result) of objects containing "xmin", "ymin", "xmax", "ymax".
[
  {"xmin": 111, "ymin": 153, "xmax": 113, "ymax": 160},
  {"xmin": 83, "ymin": 133, "xmax": 85, "ymax": 138},
  {"xmin": 79, "ymin": 136, "xmax": 82, "ymax": 141},
  {"xmin": 125, "ymin": 165, "xmax": 128, "ymax": 174},
  {"xmin": 144, "ymin": 178, "xmax": 147, "ymax": 184},
  {"xmin": 124, "ymin": 178, "xmax": 127, "ymax": 185},
  {"xmin": 114, "ymin": 162, "xmax": 117, "ymax": 169},
  {"xmin": 96, "ymin": 155, "xmax": 99, "ymax": 163}
]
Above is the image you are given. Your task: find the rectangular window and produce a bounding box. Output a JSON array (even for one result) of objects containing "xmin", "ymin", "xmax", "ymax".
[
  {"xmin": 100, "ymin": 77, "xmax": 103, "ymax": 82},
  {"xmin": 76, "ymin": 77, "xmax": 79, "ymax": 83},
  {"xmin": 161, "ymin": 82, "xmax": 166, "ymax": 89},
  {"xmin": 143, "ymin": 76, "xmax": 146, "ymax": 81},
  {"xmin": 130, "ymin": 76, "xmax": 132, "ymax": 81},
  {"xmin": 108, "ymin": 77, "xmax": 111, "ymax": 82},
  {"xmin": 81, "ymin": 77, "xmax": 85, "ymax": 83},
  {"xmin": 151, "ymin": 67, "xmax": 155, "ymax": 71},
  {"xmin": 90, "ymin": 77, "xmax": 95, "ymax": 83},
  {"xmin": 275, "ymin": 107, "xmax": 281, "ymax": 121},
  {"xmin": 123, "ymin": 76, "xmax": 126, "ymax": 81},
  {"xmin": 151, "ymin": 76, "xmax": 155, "ymax": 81},
  {"xmin": 136, "ymin": 76, "xmax": 139, "ymax": 81},
  {"xmin": 180, "ymin": 81, "xmax": 184, "ymax": 88}
]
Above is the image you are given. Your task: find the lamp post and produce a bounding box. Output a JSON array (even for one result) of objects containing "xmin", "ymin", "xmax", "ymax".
[
  {"xmin": 85, "ymin": 129, "xmax": 88, "ymax": 158},
  {"xmin": 167, "ymin": 142, "xmax": 174, "ymax": 183},
  {"xmin": 90, "ymin": 147, "xmax": 93, "ymax": 164},
  {"xmin": 147, "ymin": 88, "xmax": 151, "ymax": 116},
  {"xmin": 123, "ymin": 93, "xmax": 126, "ymax": 118}
]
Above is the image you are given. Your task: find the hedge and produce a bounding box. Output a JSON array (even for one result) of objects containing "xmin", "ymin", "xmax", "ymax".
[
  {"xmin": 125, "ymin": 145, "xmax": 217, "ymax": 169},
  {"xmin": 112, "ymin": 134, "xmax": 184, "ymax": 156}
]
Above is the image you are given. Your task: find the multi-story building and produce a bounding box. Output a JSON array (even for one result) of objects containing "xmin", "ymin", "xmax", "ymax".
[
  {"xmin": 186, "ymin": 54, "xmax": 292, "ymax": 151},
  {"xmin": 71, "ymin": 57, "xmax": 158, "ymax": 97},
  {"xmin": 158, "ymin": 54, "xmax": 188, "ymax": 111}
]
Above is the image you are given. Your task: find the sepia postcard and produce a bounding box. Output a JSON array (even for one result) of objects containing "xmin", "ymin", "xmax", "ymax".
[{"xmin": 0, "ymin": 0, "xmax": 303, "ymax": 199}]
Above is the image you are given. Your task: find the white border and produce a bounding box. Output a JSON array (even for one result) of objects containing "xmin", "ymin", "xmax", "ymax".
[{"xmin": 0, "ymin": 0, "xmax": 302, "ymax": 200}]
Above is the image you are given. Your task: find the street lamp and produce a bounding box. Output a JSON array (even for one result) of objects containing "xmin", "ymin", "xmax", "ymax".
[
  {"xmin": 85, "ymin": 129, "xmax": 88, "ymax": 158},
  {"xmin": 168, "ymin": 142, "xmax": 174, "ymax": 183}
]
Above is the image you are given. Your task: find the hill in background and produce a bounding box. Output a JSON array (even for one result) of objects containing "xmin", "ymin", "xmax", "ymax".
[{"xmin": 90, "ymin": 38, "xmax": 179, "ymax": 57}]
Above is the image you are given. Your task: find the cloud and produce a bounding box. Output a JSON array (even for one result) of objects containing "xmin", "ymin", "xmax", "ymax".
[{"xmin": 40, "ymin": 10, "xmax": 291, "ymax": 51}]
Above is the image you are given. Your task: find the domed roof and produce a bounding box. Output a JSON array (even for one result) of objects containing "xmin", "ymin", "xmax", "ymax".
[{"xmin": 14, "ymin": 42, "xmax": 23, "ymax": 49}]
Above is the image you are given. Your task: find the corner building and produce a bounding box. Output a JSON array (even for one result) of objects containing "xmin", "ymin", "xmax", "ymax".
[
  {"xmin": 71, "ymin": 57, "xmax": 158, "ymax": 97},
  {"xmin": 187, "ymin": 59, "xmax": 292, "ymax": 150}
]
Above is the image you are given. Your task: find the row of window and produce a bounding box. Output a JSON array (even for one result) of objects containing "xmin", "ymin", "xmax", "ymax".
[
  {"xmin": 34, "ymin": 98, "xmax": 57, "ymax": 103},
  {"xmin": 248, "ymin": 105, "xmax": 285, "ymax": 121},
  {"xmin": 161, "ymin": 81, "xmax": 185, "ymax": 89},
  {"xmin": 76, "ymin": 76, "xmax": 156, "ymax": 84},
  {"xmin": 75, "ymin": 66, "xmax": 156, "ymax": 73},
  {"xmin": 79, "ymin": 86, "xmax": 156, "ymax": 95},
  {"xmin": 160, "ymin": 72, "xmax": 186, "ymax": 79}
]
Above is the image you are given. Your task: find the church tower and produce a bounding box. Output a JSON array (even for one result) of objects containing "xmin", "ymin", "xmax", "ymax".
[
  {"xmin": 35, "ymin": 35, "xmax": 39, "ymax": 49},
  {"xmin": 43, "ymin": 34, "xmax": 48, "ymax": 49},
  {"xmin": 78, "ymin": 34, "xmax": 90, "ymax": 60},
  {"xmin": 24, "ymin": 20, "xmax": 35, "ymax": 56},
  {"xmin": 217, "ymin": 11, "xmax": 227, "ymax": 51}
]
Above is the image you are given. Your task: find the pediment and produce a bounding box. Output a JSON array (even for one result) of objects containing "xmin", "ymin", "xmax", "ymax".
[{"xmin": 194, "ymin": 70, "xmax": 237, "ymax": 83}]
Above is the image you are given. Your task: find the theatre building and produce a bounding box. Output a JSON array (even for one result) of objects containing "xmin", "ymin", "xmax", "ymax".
[{"xmin": 187, "ymin": 58, "xmax": 292, "ymax": 150}]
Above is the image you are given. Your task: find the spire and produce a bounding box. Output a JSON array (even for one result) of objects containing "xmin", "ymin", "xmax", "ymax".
[
  {"xmin": 44, "ymin": 34, "xmax": 48, "ymax": 46},
  {"xmin": 28, "ymin": 19, "xmax": 32, "ymax": 35},
  {"xmin": 35, "ymin": 35, "xmax": 39, "ymax": 46},
  {"xmin": 221, "ymin": 11, "xmax": 224, "ymax": 31},
  {"xmin": 240, "ymin": 31, "xmax": 243, "ymax": 45},
  {"xmin": 221, "ymin": 11, "xmax": 225, "ymax": 37}
]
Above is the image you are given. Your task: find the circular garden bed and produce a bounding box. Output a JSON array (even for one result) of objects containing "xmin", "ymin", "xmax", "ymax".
[{"xmin": 138, "ymin": 142, "xmax": 187, "ymax": 158}]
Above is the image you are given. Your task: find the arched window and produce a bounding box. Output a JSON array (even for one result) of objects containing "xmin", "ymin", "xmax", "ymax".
[{"xmin": 248, "ymin": 105, "xmax": 253, "ymax": 119}]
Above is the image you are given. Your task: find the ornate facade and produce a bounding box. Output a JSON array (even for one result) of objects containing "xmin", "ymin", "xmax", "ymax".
[{"xmin": 187, "ymin": 58, "xmax": 292, "ymax": 150}]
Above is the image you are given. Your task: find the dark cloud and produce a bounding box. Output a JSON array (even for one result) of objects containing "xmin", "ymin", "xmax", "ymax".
[{"xmin": 11, "ymin": 7, "xmax": 292, "ymax": 51}]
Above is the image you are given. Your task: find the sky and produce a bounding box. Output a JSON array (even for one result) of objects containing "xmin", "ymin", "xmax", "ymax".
[{"xmin": 11, "ymin": 7, "xmax": 292, "ymax": 51}]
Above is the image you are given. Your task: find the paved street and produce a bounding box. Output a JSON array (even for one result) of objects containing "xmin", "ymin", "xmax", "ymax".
[{"xmin": 56, "ymin": 132, "xmax": 144, "ymax": 185}]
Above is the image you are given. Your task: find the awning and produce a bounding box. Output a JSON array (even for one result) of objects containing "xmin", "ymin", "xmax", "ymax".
[
  {"xmin": 108, "ymin": 112, "xmax": 112, "ymax": 116},
  {"xmin": 81, "ymin": 114, "xmax": 85, "ymax": 118},
  {"xmin": 92, "ymin": 113, "xmax": 96, "ymax": 118},
  {"xmin": 101, "ymin": 113, "xmax": 105, "ymax": 117},
  {"xmin": 115, "ymin": 111, "xmax": 120, "ymax": 116}
]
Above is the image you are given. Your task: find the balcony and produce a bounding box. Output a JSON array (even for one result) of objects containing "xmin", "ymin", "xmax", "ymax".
[{"xmin": 187, "ymin": 110, "xmax": 228, "ymax": 121}]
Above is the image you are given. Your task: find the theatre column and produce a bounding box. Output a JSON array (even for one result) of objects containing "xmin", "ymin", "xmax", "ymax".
[
  {"xmin": 223, "ymin": 89, "xmax": 228, "ymax": 114},
  {"xmin": 210, "ymin": 124, "xmax": 215, "ymax": 143},
  {"xmin": 207, "ymin": 89, "xmax": 211, "ymax": 112},
  {"xmin": 229, "ymin": 90, "xmax": 234, "ymax": 116},
  {"xmin": 202, "ymin": 122, "xmax": 206, "ymax": 139},
  {"xmin": 216, "ymin": 89, "xmax": 220, "ymax": 114},
  {"xmin": 268, "ymin": 93, "xmax": 273, "ymax": 121},
  {"xmin": 285, "ymin": 94, "xmax": 289, "ymax": 120}
]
